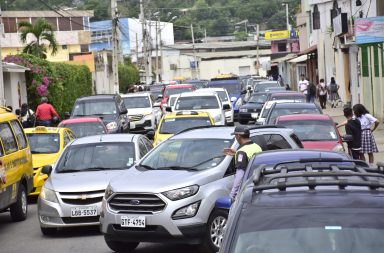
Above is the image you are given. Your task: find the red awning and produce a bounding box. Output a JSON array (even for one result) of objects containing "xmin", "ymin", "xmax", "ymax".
[{"xmin": 298, "ymin": 45, "xmax": 317, "ymax": 55}]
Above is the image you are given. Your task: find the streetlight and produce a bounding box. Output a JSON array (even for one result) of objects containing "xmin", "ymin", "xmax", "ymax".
[{"xmin": 282, "ymin": 2, "xmax": 290, "ymax": 31}]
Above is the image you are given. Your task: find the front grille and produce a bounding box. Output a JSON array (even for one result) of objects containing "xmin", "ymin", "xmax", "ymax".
[
  {"xmin": 59, "ymin": 190, "xmax": 105, "ymax": 206},
  {"xmin": 112, "ymin": 224, "xmax": 159, "ymax": 232},
  {"xmin": 129, "ymin": 115, "xmax": 144, "ymax": 122},
  {"xmin": 62, "ymin": 216, "xmax": 100, "ymax": 224},
  {"xmin": 109, "ymin": 194, "xmax": 166, "ymax": 214}
]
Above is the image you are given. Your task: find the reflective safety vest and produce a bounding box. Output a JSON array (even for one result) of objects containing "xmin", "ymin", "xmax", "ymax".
[{"xmin": 235, "ymin": 143, "xmax": 262, "ymax": 163}]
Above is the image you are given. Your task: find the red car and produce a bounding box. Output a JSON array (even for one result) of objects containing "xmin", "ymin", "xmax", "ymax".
[
  {"xmin": 275, "ymin": 114, "xmax": 344, "ymax": 152},
  {"xmin": 58, "ymin": 117, "xmax": 108, "ymax": 138},
  {"xmin": 161, "ymin": 84, "xmax": 195, "ymax": 108}
]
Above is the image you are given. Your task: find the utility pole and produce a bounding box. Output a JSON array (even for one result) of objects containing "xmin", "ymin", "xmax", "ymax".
[
  {"xmin": 159, "ymin": 21, "xmax": 163, "ymax": 82},
  {"xmin": 285, "ymin": 3, "xmax": 290, "ymax": 31},
  {"xmin": 155, "ymin": 17, "xmax": 159, "ymax": 83},
  {"xmin": 191, "ymin": 24, "xmax": 199, "ymax": 79},
  {"xmin": 111, "ymin": 0, "xmax": 120, "ymax": 94},
  {"xmin": 140, "ymin": 0, "xmax": 148, "ymax": 85},
  {"xmin": 135, "ymin": 33, "xmax": 139, "ymax": 68},
  {"xmin": 0, "ymin": 8, "xmax": 5, "ymax": 106},
  {"xmin": 256, "ymin": 24, "xmax": 260, "ymax": 76},
  {"xmin": 148, "ymin": 19, "xmax": 153, "ymax": 84}
]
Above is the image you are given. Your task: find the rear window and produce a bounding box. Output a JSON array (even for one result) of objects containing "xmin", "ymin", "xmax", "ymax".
[
  {"xmin": 160, "ymin": 117, "xmax": 212, "ymax": 134},
  {"xmin": 0, "ymin": 122, "xmax": 18, "ymax": 154},
  {"xmin": 175, "ymin": 96, "xmax": 220, "ymax": 110}
]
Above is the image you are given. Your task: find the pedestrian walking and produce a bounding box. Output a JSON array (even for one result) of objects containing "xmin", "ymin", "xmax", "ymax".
[
  {"xmin": 223, "ymin": 126, "xmax": 262, "ymax": 201},
  {"xmin": 328, "ymin": 77, "xmax": 340, "ymax": 108},
  {"xmin": 353, "ymin": 104, "xmax": 380, "ymax": 165},
  {"xmin": 298, "ymin": 74, "xmax": 309, "ymax": 97},
  {"xmin": 317, "ymin": 78, "xmax": 328, "ymax": 109},
  {"xmin": 343, "ymin": 107, "xmax": 362, "ymax": 159},
  {"xmin": 35, "ymin": 97, "xmax": 60, "ymax": 127},
  {"xmin": 307, "ymin": 81, "xmax": 317, "ymax": 103}
]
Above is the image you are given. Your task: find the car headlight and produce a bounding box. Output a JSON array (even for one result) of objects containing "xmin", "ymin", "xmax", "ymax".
[
  {"xmin": 332, "ymin": 144, "xmax": 344, "ymax": 152},
  {"xmin": 104, "ymin": 185, "xmax": 114, "ymax": 200},
  {"xmin": 162, "ymin": 185, "xmax": 199, "ymax": 201},
  {"xmin": 106, "ymin": 121, "xmax": 118, "ymax": 130},
  {"xmin": 213, "ymin": 114, "xmax": 222, "ymax": 123},
  {"xmin": 40, "ymin": 187, "xmax": 58, "ymax": 203},
  {"xmin": 240, "ymin": 108, "xmax": 248, "ymax": 113},
  {"xmin": 172, "ymin": 201, "xmax": 201, "ymax": 220}
]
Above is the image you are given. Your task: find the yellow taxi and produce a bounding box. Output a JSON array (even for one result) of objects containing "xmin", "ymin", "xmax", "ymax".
[
  {"xmin": 24, "ymin": 126, "xmax": 76, "ymax": 196},
  {"xmin": 0, "ymin": 107, "xmax": 33, "ymax": 222},
  {"xmin": 152, "ymin": 111, "xmax": 214, "ymax": 146}
]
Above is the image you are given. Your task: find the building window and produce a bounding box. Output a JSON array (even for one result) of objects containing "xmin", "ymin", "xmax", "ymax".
[
  {"xmin": 71, "ymin": 17, "xmax": 84, "ymax": 31},
  {"xmin": 81, "ymin": 45, "xmax": 89, "ymax": 52},
  {"xmin": 3, "ymin": 17, "xmax": 17, "ymax": 33},
  {"xmin": 278, "ymin": 42, "xmax": 287, "ymax": 52},
  {"xmin": 330, "ymin": 0, "xmax": 341, "ymax": 28},
  {"xmin": 62, "ymin": 45, "xmax": 68, "ymax": 50},
  {"xmin": 58, "ymin": 17, "xmax": 71, "ymax": 31},
  {"xmin": 307, "ymin": 11, "xmax": 312, "ymax": 34},
  {"xmin": 313, "ymin": 5, "xmax": 320, "ymax": 30}
]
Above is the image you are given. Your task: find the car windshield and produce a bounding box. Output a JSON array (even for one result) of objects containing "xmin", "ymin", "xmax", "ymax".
[
  {"xmin": 160, "ymin": 117, "xmax": 212, "ymax": 134},
  {"xmin": 140, "ymin": 139, "xmax": 231, "ymax": 171},
  {"xmin": 272, "ymin": 96, "xmax": 305, "ymax": 102},
  {"xmin": 175, "ymin": 96, "xmax": 220, "ymax": 110},
  {"xmin": 165, "ymin": 88, "xmax": 192, "ymax": 96},
  {"xmin": 168, "ymin": 96, "xmax": 178, "ymax": 106},
  {"xmin": 56, "ymin": 142, "xmax": 135, "ymax": 172},
  {"xmin": 254, "ymin": 83, "xmax": 279, "ymax": 92},
  {"xmin": 278, "ymin": 120, "xmax": 338, "ymax": 141},
  {"xmin": 248, "ymin": 94, "xmax": 268, "ymax": 103},
  {"xmin": 231, "ymin": 209, "xmax": 384, "ymax": 253},
  {"xmin": 216, "ymin": 91, "xmax": 229, "ymax": 102},
  {"xmin": 27, "ymin": 133, "xmax": 60, "ymax": 154},
  {"xmin": 72, "ymin": 100, "xmax": 117, "ymax": 116},
  {"xmin": 150, "ymin": 90, "xmax": 163, "ymax": 100},
  {"xmin": 208, "ymin": 84, "xmax": 241, "ymax": 94},
  {"xmin": 60, "ymin": 122, "xmax": 106, "ymax": 138},
  {"xmin": 268, "ymin": 107, "xmax": 320, "ymax": 124},
  {"xmin": 123, "ymin": 96, "xmax": 151, "ymax": 108}
]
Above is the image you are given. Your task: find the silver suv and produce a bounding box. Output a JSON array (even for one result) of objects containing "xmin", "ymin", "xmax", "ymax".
[{"xmin": 100, "ymin": 126, "xmax": 302, "ymax": 252}]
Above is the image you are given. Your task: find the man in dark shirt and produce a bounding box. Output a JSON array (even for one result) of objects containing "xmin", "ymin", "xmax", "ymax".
[{"xmin": 343, "ymin": 107, "xmax": 362, "ymax": 159}]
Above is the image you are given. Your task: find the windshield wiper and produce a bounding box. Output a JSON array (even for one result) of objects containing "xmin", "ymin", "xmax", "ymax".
[
  {"xmin": 189, "ymin": 155, "xmax": 226, "ymax": 169},
  {"xmin": 31, "ymin": 151, "xmax": 48, "ymax": 154},
  {"xmin": 139, "ymin": 164, "xmax": 155, "ymax": 170},
  {"xmin": 156, "ymin": 166, "xmax": 199, "ymax": 171},
  {"xmin": 159, "ymin": 132, "xmax": 173, "ymax": 134},
  {"xmin": 58, "ymin": 169, "xmax": 83, "ymax": 173}
]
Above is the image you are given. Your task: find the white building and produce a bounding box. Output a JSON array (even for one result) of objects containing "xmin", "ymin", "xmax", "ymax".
[{"xmin": 1, "ymin": 63, "xmax": 29, "ymax": 110}]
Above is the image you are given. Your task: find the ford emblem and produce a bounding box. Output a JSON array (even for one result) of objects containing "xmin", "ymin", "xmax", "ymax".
[{"xmin": 129, "ymin": 199, "xmax": 141, "ymax": 205}]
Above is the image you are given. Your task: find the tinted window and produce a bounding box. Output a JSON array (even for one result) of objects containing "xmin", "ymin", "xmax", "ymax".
[
  {"xmin": 268, "ymin": 107, "xmax": 321, "ymax": 124},
  {"xmin": 64, "ymin": 132, "xmax": 71, "ymax": 147},
  {"xmin": 251, "ymin": 134, "xmax": 291, "ymax": 150},
  {"xmin": 175, "ymin": 96, "xmax": 220, "ymax": 110},
  {"xmin": 123, "ymin": 96, "xmax": 151, "ymax": 108},
  {"xmin": 248, "ymin": 94, "xmax": 268, "ymax": 103},
  {"xmin": 0, "ymin": 123, "xmax": 18, "ymax": 154},
  {"xmin": 254, "ymin": 82, "xmax": 279, "ymax": 92},
  {"xmin": 160, "ymin": 117, "xmax": 212, "ymax": 134},
  {"xmin": 56, "ymin": 142, "xmax": 135, "ymax": 172},
  {"xmin": 165, "ymin": 88, "xmax": 193, "ymax": 96},
  {"xmin": 279, "ymin": 120, "xmax": 338, "ymax": 141},
  {"xmin": 27, "ymin": 133, "xmax": 60, "ymax": 154},
  {"xmin": 216, "ymin": 91, "xmax": 229, "ymax": 102},
  {"xmin": 271, "ymin": 96, "xmax": 305, "ymax": 102},
  {"xmin": 10, "ymin": 120, "xmax": 28, "ymax": 149},
  {"xmin": 142, "ymin": 137, "xmax": 153, "ymax": 151},
  {"xmin": 208, "ymin": 83, "xmax": 241, "ymax": 94},
  {"xmin": 61, "ymin": 122, "xmax": 105, "ymax": 138},
  {"xmin": 72, "ymin": 99, "xmax": 117, "ymax": 116},
  {"xmin": 138, "ymin": 140, "xmax": 147, "ymax": 157}
]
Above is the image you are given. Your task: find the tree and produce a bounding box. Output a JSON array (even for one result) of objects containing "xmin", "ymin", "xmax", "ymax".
[{"xmin": 18, "ymin": 18, "xmax": 58, "ymax": 59}]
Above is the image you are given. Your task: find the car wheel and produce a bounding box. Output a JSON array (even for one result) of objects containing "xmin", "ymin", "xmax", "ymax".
[
  {"xmin": 40, "ymin": 227, "xmax": 57, "ymax": 236},
  {"xmin": 104, "ymin": 235, "xmax": 139, "ymax": 253},
  {"xmin": 200, "ymin": 209, "xmax": 228, "ymax": 253},
  {"xmin": 10, "ymin": 184, "xmax": 28, "ymax": 222},
  {"xmin": 239, "ymin": 119, "xmax": 249, "ymax": 125}
]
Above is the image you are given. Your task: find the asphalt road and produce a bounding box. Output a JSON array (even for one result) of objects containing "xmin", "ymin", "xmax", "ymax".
[{"xmin": 0, "ymin": 200, "xmax": 198, "ymax": 253}]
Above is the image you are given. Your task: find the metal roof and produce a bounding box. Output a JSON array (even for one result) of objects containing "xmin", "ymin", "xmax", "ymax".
[{"xmin": 3, "ymin": 10, "xmax": 94, "ymax": 18}]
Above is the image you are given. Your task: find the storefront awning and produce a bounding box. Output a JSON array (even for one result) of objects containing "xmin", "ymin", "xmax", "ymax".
[
  {"xmin": 271, "ymin": 54, "xmax": 296, "ymax": 64},
  {"xmin": 298, "ymin": 45, "xmax": 317, "ymax": 55},
  {"xmin": 288, "ymin": 55, "xmax": 307, "ymax": 63}
]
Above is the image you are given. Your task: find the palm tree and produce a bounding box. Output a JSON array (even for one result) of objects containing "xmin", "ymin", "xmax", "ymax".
[{"xmin": 18, "ymin": 18, "xmax": 58, "ymax": 59}]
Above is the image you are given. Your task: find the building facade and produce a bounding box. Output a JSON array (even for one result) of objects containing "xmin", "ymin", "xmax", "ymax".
[{"xmin": 1, "ymin": 11, "xmax": 94, "ymax": 62}]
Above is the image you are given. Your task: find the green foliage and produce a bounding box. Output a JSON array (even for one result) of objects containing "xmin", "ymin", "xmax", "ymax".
[
  {"xmin": 234, "ymin": 31, "xmax": 248, "ymax": 41},
  {"xmin": 118, "ymin": 63, "xmax": 140, "ymax": 93},
  {"xmin": 4, "ymin": 54, "xmax": 92, "ymax": 117}
]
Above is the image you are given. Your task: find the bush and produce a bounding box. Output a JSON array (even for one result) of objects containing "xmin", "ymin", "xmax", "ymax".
[{"xmin": 118, "ymin": 63, "xmax": 140, "ymax": 93}]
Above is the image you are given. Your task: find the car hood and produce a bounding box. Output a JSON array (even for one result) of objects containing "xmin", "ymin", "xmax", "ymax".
[
  {"xmin": 241, "ymin": 103, "xmax": 264, "ymax": 109},
  {"xmin": 302, "ymin": 141, "xmax": 339, "ymax": 150},
  {"xmin": 109, "ymin": 165, "xmax": 223, "ymax": 193},
  {"xmin": 127, "ymin": 108, "xmax": 152, "ymax": 116},
  {"xmin": 32, "ymin": 153, "xmax": 60, "ymax": 168},
  {"xmin": 46, "ymin": 170, "xmax": 126, "ymax": 192}
]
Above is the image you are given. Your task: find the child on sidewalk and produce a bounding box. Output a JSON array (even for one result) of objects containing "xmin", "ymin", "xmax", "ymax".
[
  {"xmin": 343, "ymin": 108, "xmax": 362, "ymax": 159},
  {"xmin": 353, "ymin": 104, "xmax": 380, "ymax": 164}
]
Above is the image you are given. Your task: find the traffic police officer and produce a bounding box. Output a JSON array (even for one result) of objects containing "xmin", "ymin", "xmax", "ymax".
[{"xmin": 224, "ymin": 126, "xmax": 262, "ymax": 201}]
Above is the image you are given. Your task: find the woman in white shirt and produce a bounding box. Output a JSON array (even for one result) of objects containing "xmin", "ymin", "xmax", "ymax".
[
  {"xmin": 317, "ymin": 78, "xmax": 327, "ymax": 109},
  {"xmin": 353, "ymin": 104, "xmax": 380, "ymax": 164}
]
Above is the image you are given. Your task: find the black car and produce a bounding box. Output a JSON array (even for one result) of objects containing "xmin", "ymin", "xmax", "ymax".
[
  {"xmin": 220, "ymin": 159, "xmax": 384, "ymax": 253},
  {"xmin": 238, "ymin": 92, "xmax": 270, "ymax": 124},
  {"xmin": 265, "ymin": 102, "xmax": 322, "ymax": 125},
  {"xmin": 70, "ymin": 94, "xmax": 129, "ymax": 133}
]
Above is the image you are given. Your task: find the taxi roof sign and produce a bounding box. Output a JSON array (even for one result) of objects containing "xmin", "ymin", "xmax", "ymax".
[{"xmin": 34, "ymin": 126, "xmax": 48, "ymax": 132}]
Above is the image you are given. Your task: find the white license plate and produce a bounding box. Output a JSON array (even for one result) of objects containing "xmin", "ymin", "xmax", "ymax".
[
  {"xmin": 121, "ymin": 216, "xmax": 146, "ymax": 228},
  {"xmin": 251, "ymin": 113, "xmax": 258, "ymax": 119},
  {"xmin": 71, "ymin": 206, "xmax": 97, "ymax": 217}
]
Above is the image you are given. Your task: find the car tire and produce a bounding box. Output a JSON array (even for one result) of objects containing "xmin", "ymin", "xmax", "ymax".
[
  {"xmin": 239, "ymin": 119, "xmax": 249, "ymax": 125},
  {"xmin": 200, "ymin": 209, "xmax": 228, "ymax": 253},
  {"xmin": 104, "ymin": 236, "xmax": 139, "ymax": 253},
  {"xmin": 10, "ymin": 184, "xmax": 28, "ymax": 222},
  {"xmin": 40, "ymin": 227, "xmax": 57, "ymax": 236}
]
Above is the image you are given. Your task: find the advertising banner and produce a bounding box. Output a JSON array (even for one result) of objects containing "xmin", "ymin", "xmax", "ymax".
[{"xmin": 355, "ymin": 16, "xmax": 384, "ymax": 44}]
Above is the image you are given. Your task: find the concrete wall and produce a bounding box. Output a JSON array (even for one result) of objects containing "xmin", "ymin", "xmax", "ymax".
[{"xmin": 3, "ymin": 72, "xmax": 27, "ymax": 111}]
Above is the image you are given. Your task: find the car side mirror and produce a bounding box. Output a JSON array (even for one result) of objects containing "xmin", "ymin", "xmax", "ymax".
[
  {"xmin": 342, "ymin": 134, "xmax": 353, "ymax": 143},
  {"xmin": 121, "ymin": 108, "xmax": 128, "ymax": 114},
  {"xmin": 223, "ymin": 104, "xmax": 231, "ymax": 110},
  {"xmin": 147, "ymin": 130, "xmax": 155, "ymax": 140},
  {"xmin": 64, "ymin": 112, "xmax": 70, "ymax": 119},
  {"xmin": 215, "ymin": 197, "xmax": 232, "ymax": 210},
  {"xmin": 165, "ymin": 106, "xmax": 172, "ymax": 112},
  {"xmin": 41, "ymin": 165, "xmax": 53, "ymax": 176},
  {"xmin": 230, "ymin": 97, "xmax": 237, "ymax": 102}
]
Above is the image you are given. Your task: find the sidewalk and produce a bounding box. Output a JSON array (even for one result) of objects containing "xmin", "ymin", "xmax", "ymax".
[{"xmin": 324, "ymin": 107, "xmax": 384, "ymax": 163}]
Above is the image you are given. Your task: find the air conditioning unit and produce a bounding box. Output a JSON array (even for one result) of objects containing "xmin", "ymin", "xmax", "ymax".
[{"xmin": 170, "ymin": 64, "xmax": 178, "ymax": 70}]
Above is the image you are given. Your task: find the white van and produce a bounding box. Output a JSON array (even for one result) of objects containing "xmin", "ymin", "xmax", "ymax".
[{"xmin": 170, "ymin": 91, "xmax": 230, "ymax": 125}]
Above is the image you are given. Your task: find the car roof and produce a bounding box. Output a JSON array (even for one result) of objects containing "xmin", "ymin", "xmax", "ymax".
[
  {"xmin": 274, "ymin": 102, "xmax": 318, "ymax": 108},
  {"xmin": 70, "ymin": 134, "xmax": 139, "ymax": 145},
  {"xmin": 277, "ymin": 113, "xmax": 332, "ymax": 121},
  {"xmin": 255, "ymin": 81, "xmax": 279, "ymax": 85},
  {"xmin": 163, "ymin": 111, "xmax": 212, "ymax": 119},
  {"xmin": 196, "ymin": 87, "xmax": 226, "ymax": 92},
  {"xmin": 270, "ymin": 92, "xmax": 305, "ymax": 97},
  {"xmin": 265, "ymin": 100, "xmax": 299, "ymax": 106},
  {"xmin": 76, "ymin": 94, "xmax": 117, "ymax": 101},
  {"xmin": 172, "ymin": 126, "xmax": 234, "ymax": 140},
  {"xmin": 59, "ymin": 117, "xmax": 103, "ymax": 124},
  {"xmin": 179, "ymin": 91, "xmax": 216, "ymax": 97},
  {"xmin": 165, "ymin": 84, "xmax": 193, "ymax": 89},
  {"xmin": 120, "ymin": 92, "xmax": 151, "ymax": 98},
  {"xmin": 24, "ymin": 126, "xmax": 65, "ymax": 134}
]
